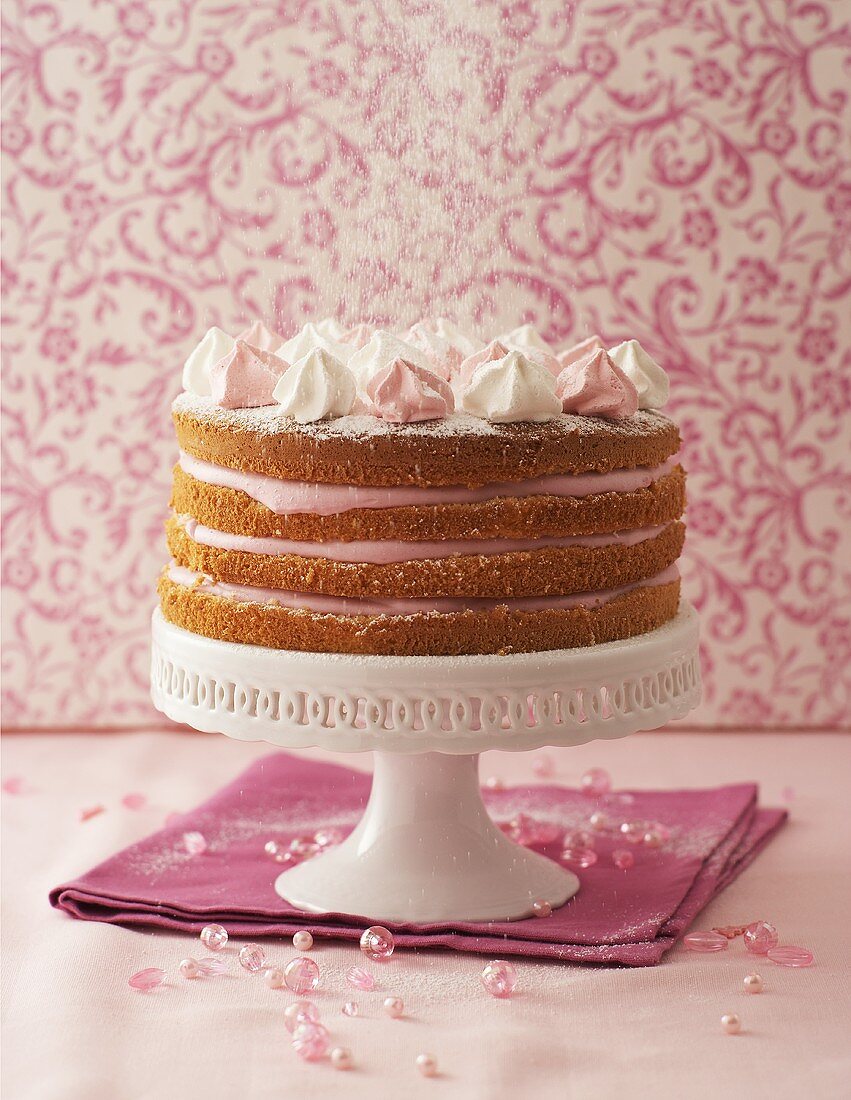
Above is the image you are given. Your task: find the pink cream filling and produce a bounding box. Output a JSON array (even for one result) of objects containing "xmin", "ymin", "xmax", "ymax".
[
  {"xmin": 180, "ymin": 516, "xmax": 668, "ymax": 563},
  {"xmin": 179, "ymin": 452, "xmax": 678, "ymax": 517},
  {"xmin": 167, "ymin": 564, "xmax": 680, "ymax": 617}
]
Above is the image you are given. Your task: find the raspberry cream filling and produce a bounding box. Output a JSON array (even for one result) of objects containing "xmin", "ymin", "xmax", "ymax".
[
  {"xmin": 179, "ymin": 452, "xmax": 678, "ymax": 516},
  {"xmin": 166, "ymin": 564, "xmax": 679, "ymax": 616},
  {"xmin": 179, "ymin": 516, "xmax": 668, "ymax": 563}
]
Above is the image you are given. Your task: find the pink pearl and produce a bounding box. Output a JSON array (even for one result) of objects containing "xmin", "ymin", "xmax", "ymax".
[
  {"xmin": 183, "ymin": 831, "xmax": 207, "ymax": 856},
  {"xmin": 743, "ymin": 973, "xmax": 763, "ymax": 993},
  {"xmin": 263, "ymin": 967, "xmax": 284, "ymax": 989},
  {"xmin": 619, "ymin": 821, "xmax": 645, "ymax": 844},
  {"xmin": 580, "ymin": 767, "xmax": 611, "ymax": 798},
  {"xmin": 264, "ymin": 839, "xmax": 286, "ymax": 862},
  {"xmin": 346, "ymin": 965, "xmax": 376, "ymax": 991},
  {"xmin": 292, "ymin": 1022, "xmax": 330, "ymax": 1062},
  {"xmin": 483, "ymin": 776, "xmax": 504, "ymax": 790},
  {"xmin": 532, "ymin": 754, "xmax": 555, "ymax": 778},
  {"xmin": 238, "ymin": 943, "xmax": 266, "ymax": 973},
  {"xmin": 200, "ymin": 924, "xmax": 228, "ymax": 952},
  {"xmin": 330, "ymin": 1047, "xmax": 353, "ymax": 1071},
  {"xmin": 743, "ymin": 921, "xmax": 779, "ymax": 955},
  {"xmin": 561, "ymin": 846, "xmax": 598, "ymax": 868},
  {"xmin": 563, "ymin": 829, "xmax": 595, "ymax": 849},
  {"xmin": 480, "ymin": 960, "xmax": 517, "ymax": 998},
  {"xmin": 179, "ymin": 958, "xmax": 200, "ymax": 979},
  {"xmin": 293, "ymin": 930, "xmax": 314, "ymax": 952},
  {"xmin": 383, "ymin": 996, "xmax": 404, "ymax": 1018},
  {"xmin": 360, "ymin": 925, "xmax": 395, "ymax": 961},
  {"xmin": 197, "ymin": 956, "xmax": 228, "ymax": 976},
  {"xmin": 767, "ymin": 945, "xmax": 814, "ymax": 967},
  {"xmin": 531, "ymin": 899, "xmax": 552, "ymax": 918},
  {"xmin": 416, "ymin": 1053, "xmax": 438, "ymax": 1078},
  {"xmin": 314, "ymin": 826, "xmax": 344, "ymax": 848},
  {"xmin": 128, "ymin": 967, "xmax": 165, "ymax": 992},
  {"xmin": 284, "ymin": 1000, "xmax": 320, "ymax": 1033},
  {"xmin": 684, "ymin": 931, "xmax": 728, "ymax": 953},
  {"xmin": 721, "ymin": 1013, "xmax": 741, "ymax": 1035},
  {"xmin": 588, "ymin": 811, "xmax": 608, "ymax": 831},
  {"xmin": 612, "ymin": 849, "xmax": 635, "ymax": 871},
  {"xmin": 285, "ymin": 957, "xmax": 320, "ymax": 994},
  {"xmin": 342, "ymin": 1001, "xmax": 359, "ymax": 1017},
  {"xmin": 289, "ymin": 834, "xmax": 321, "ymax": 860}
]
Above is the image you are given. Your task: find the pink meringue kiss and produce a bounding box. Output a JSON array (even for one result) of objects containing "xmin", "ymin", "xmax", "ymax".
[
  {"xmin": 556, "ymin": 348, "xmax": 639, "ymax": 420},
  {"xmin": 209, "ymin": 341, "xmax": 287, "ymax": 409},
  {"xmin": 235, "ymin": 320, "xmax": 283, "ymax": 352},
  {"xmin": 404, "ymin": 322, "xmax": 463, "ymax": 381},
  {"xmin": 364, "ymin": 358, "xmax": 454, "ymax": 423},
  {"xmin": 557, "ymin": 334, "xmax": 604, "ymax": 369},
  {"xmin": 340, "ymin": 322, "xmax": 374, "ymax": 349},
  {"xmin": 458, "ymin": 340, "xmax": 510, "ymax": 386}
]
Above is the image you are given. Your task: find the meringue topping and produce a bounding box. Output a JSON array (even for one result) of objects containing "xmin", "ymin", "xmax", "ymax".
[
  {"xmin": 459, "ymin": 349, "xmax": 562, "ymax": 423},
  {"xmin": 457, "ymin": 339, "xmax": 510, "ymax": 386},
  {"xmin": 364, "ymin": 358, "xmax": 455, "ymax": 423},
  {"xmin": 314, "ymin": 317, "xmax": 347, "ymax": 341},
  {"xmin": 210, "ymin": 341, "xmax": 287, "ymax": 409},
  {"xmin": 608, "ymin": 340, "xmax": 669, "ymax": 409},
  {"xmin": 555, "ymin": 348, "xmax": 638, "ymax": 420},
  {"xmin": 339, "ymin": 322, "xmax": 375, "ymax": 349},
  {"xmin": 420, "ymin": 317, "xmax": 483, "ymax": 358},
  {"xmin": 558, "ymin": 334, "xmax": 604, "ymax": 369},
  {"xmin": 277, "ymin": 322, "xmax": 355, "ymax": 366},
  {"xmin": 272, "ymin": 348, "xmax": 355, "ymax": 423},
  {"xmin": 403, "ymin": 322, "xmax": 463, "ymax": 381},
  {"xmin": 347, "ymin": 330, "xmax": 433, "ymax": 389},
  {"xmin": 183, "ymin": 327, "xmax": 235, "ymax": 396},
  {"xmin": 498, "ymin": 325, "xmax": 562, "ymax": 376},
  {"xmin": 235, "ymin": 320, "xmax": 283, "ymax": 352}
]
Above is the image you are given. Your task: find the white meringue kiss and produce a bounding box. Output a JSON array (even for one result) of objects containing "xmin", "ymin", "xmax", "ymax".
[
  {"xmin": 347, "ymin": 330, "xmax": 433, "ymax": 389},
  {"xmin": 460, "ymin": 350, "xmax": 562, "ymax": 423},
  {"xmin": 608, "ymin": 340, "xmax": 669, "ymax": 409},
  {"xmin": 277, "ymin": 322, "xmax": 355, "ymax": 367},
  {"xmin": 422, "ymin": 318, "xmax": 483, "ymax": 358},
  {"xmin": 182, "ymin": 327, "xmax": 235, "ymax": 396},
  {"xmin": 273, "ymin": 348, "xmax": 356, "ymax": 423},
  {"xmin": 499, "ymin": 324, "xmax": 556, "ymax": 357}
]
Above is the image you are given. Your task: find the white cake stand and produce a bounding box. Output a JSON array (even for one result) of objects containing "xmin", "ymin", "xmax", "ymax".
[{"xmin": 151, "ymin": 603, "xmax": 700, "ymax": 921}]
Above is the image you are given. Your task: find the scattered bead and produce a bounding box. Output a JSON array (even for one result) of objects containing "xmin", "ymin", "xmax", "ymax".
[
  {"xmin": 264, "ymin": 839, "xmax": 284, "ymax": 861},
  {"xmin": 561, "ymin": 846, "xmax": 598, "ymax": 869},
  {"xmin": 179, "ymin": 958, "xmax": 200, "ymax": 979},
  {"xmin": 721, "ymin": 1013, "xmax": 741, "ymax": 1035},
  {"xmin": 619, "ymin": 821, "xmax": 645, "ymax": 844},
  {"xmin": 292, "ymin": 1022, "xmax": 330, "ymax": 1062},
  {"xmin": 292, "ymin": 930, "xmax": 314, "ymax": 952},
  {"xmin": 743, "ymin": 973, "xmax": 764, "ymax": 994},
  {"xmin": 128, "ymin": 967, "xmax": 166, "ymax": 992},
  {"xmin": 612, "ymin": 849, "xmax": 635, "ymax": 871},
  {"xmin": 284, "ymin": 1000, "xmax": 320, "ymax": 1033},
  {"xmin": 504, "ymin": 812, "xmax": 559, "ymax": 846},
  {"xmin": 330, "ymin": 1047, "xmax": 353, "ymax": 1071},
  {"xmin": 263, "ymin": 967, "xmax": 284, "ymax": 989},
  {"xmin": 767, "ymin": 945, "xmax": 814, "ymax": 968},
  {"xmin": 532, "ymin": 754, "xmax": 555, "ymax": 778},
  {"xmin": 480, "ymin": 960, "xmax": 517, "ymax": 998},
  {"xmin": 531, "ymin": 899, "xmax": 552, "ymax": 918},
  {"xmin": 360, "ymin": 925, "xmax": 395, "ymax": 961},
  {"xmin": 580, "ymin": 767, "xmax": 612, "ymax": 798},
  {"xmin": 122, "ymin": 793, "xmax": 147, "ymax": 810},
  {"xmin": 563, "ymin": 829, "xmax": 595, "ymax": 849},
  {"xmin": 743, "ymin": 921, "xmax": 779, "ymax": 955},
  {"xmin": 383, "ymin": 996, "xmax": 404, "ymax": 1018},
  {"xmin": 238, "ymin": 943, "xmax": 266, "ymax": 973},
  {"xmin": 342, "ymin": 1001, "xmax": 359, "ymax": 1017},
  {"xmin": 713, "ymin": 924, "xmax": 747, "ymax": 939},
  {"xmin": 588, "ymin": 811, "xmax": 608, "ymax": 831},
  {"xmin": 346, "ymin": 965, "xmax": 376, "ymax": 991},
  {"xmin": 648, "ymin": 821, "xmax": 671, "ymax": 842},
  {"xmin": 199, "ymin": 924, "xmax": 228, "ymax": 952},
  {"xmin": 483, "ymin": 776, "xmax": 504, "ymax": 791},
  {"xmin": 183, "ymin": 831, "xmax": 207, "ymax": 856},
  {"xmin": 416, "ymin": 1053, "xmax": 438, "ymax": 1078},
  {"xmin": 285, "ymin": 957, "xmax": 320, "ymax": 994},
  {"xmin": 289, "ymin": 834, "xmax": 321, "ymax": 860},
  {"xmin": 314, "ymin": 826, "xmax": 344, "ymax": 848},
  {"xmin": 643, "ymin": 828, "xmax": 665, "ymax": 849},
  {"xmin": 197, "ymin": 957, "xmax": 228, "ymax": 976},
  {"xmin": 684, "ymin": 931, "xmax": 729, "ymax": 953}
]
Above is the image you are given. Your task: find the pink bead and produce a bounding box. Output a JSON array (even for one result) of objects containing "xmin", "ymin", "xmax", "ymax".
[
  {"xmin": 483, "ymin": 776, "xmax": 504, "ymax": 790},
  {"xmin": 684, "ymin": 930, "xmax": 728, "ymax": 953},
  {"xmin": 743, "ymin": 973, "xmax": 764, "ymax": 993},
  {"xmin": 767, "ymin": 945, "xmax": 814, "ymax": 968},
  {"xmin": 122, "ymin": 793, "xmax": 147, "ymax": 810},
  {"xmin": 360, "ymin": 925, "xmax": 395, "ymax": 961},
  {"xmin": 612, "ymin": 849, "xmax": 635, "ymax": 870},
  {"xmin": 342, "ymin": 1001, "xmax": 359, "ymax": 1017},
  {"xmin": 200, "ymin": 924, "xmax": 228, "ymax": 952},
  {"xmin": 580, "ymin": 767, "xmax": 611, "ymax": 798},
  {"xmin": 289, "ymin": 834, "xmax": 321, "ymax": 860},
  {"xmin": 743, "ymin": 921, "xmax": 779, "ymax": 955},
  {"xmin": 643, "ymin": 828, "xmax": 665, "ymax": 848},
  {"xmin": 263, "ymin": 967, "xmax": 284, "ymax": 988},
  {"xmin": 619, "ymin": 821, "xmax": 645, "ymax": 844},
  {"xmin": 264, "ymin": 839, "xmax": 285, "ymax": 861},
  {"xmin": 480, "ymin": 960, "xmax": 517, "ymax": 998},
  {"xmin": 314, "ymin": 826, "xmax": 344, "ymax": 848},
  {"xmin": 346, "ymin": 965, "xmax": 376, "ymax": 991},
  {"xmin": 588, "ymin": 811, "xmax": 608, "ymax": 831},
  {"xmin": 292, "ymin": 1022, "xmax": 329, "ymax": 1062},
  {"xmin": 532, "ymin": 754, "xmax": 555, "ymax": 778},
  {"xmin": 179, "ymin": 958, "xmax": 200, "ymax": 979},
  {"xmin": 183, "ymin": 831, "xmax": 207, "ymax": 856},
  {"xmin": 531, "ymin": 899, "xmax": 552, "ymax": 918},
  {"xmin": 128, "ymin": 967, "xmax": 165, "ymax": 992},
  {"xmin": 292, "ymin": 930, "xmax": 314, "ymax": 952},
  {"xmin": 648, "ymin": 821, "xmax": 671, "ymax": 842},
  {"xmin": 416, "ymin": 1053, "xmax": 438, "ymax": 1078},
  {"xmin": 330, "ymin": 1047, "xmax": 353, "ymax": 1071},
  {"xmin": 561, "ymin": 846, "xmax": 598, "ymax": 869},
  {"xmin": 285, "ymin": 957, "xmax": 320, "ymax": 994},
  {"xmin": 383, "ymin": 995, "xmax": 404, "ymax": 1018},
  {"xmin": 197, "ymin": 956, "xmax": 228, "ymax": 976},
  {"xmin": 721, "ymin": 1013, "xmax": 741, "ymax": 1035},
  {"xmin": 284, "ymin": 1000, "xmax": 320, "ymax": 1033},
  {"xmin": 238, "ymin": 943, "xmax": 266, "ymax": 973},
  {"xmin": 563, "ymin": 829, "xmax": 595, "ymax": 850}
]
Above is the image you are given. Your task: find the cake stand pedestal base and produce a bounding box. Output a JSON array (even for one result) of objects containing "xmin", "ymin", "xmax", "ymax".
[{"xmin": 276, "ymin": 751, "xmax": 578, "ymax": 922}]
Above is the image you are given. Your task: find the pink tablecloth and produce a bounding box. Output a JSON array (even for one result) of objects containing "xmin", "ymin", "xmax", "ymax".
[{"xmin": 3, "ymin": 731, "xmax": 849, "ymax": 1099}]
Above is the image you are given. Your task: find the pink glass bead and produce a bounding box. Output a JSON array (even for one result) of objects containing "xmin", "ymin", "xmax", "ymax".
[
  {"xmin": 684, "ymin": 930, "xmax": 728, "ymax": 953},
  {"xmin": 346, "ymin": 965, "xmax": 376, "ymax": 991},
  {"xmin": 200, "ymin": 924, "xmax": 228, "ymax": 952},
  {"xmin": 314, "ymin": 826, "xmax": 344, "ymax": 848},
  {"xmin": 238, "ymin": 943, "xmax": 266, "ymax": 973},
  {"xmin": 648, "ymin": 821, "xmax": 671, "ymax": 842},
  {"xmin": 383, "ymin": 995, "xmax": 404, "ymax": 1018},
  {"xmin": 612, "ymin": 849, "xmax": 635, "ymax": 871},
  {"xmin": 416, "ymin": 1053, "xmax": 438, "ymax": 1078},
  {"xmin": 293, "ymin": 930, "xmax": 314, "ymax": 952},
  {"xmin": 619, "ymin": 821, "xmax": 645, "ymax": 844},
  {"xmin": 183, "ymin": 831, "xmax": 207, "ymax": 856},
  {"xmin": 588, "ymin": 811, "xmax": 608, "ymax": 831},
  {"xmin": 197, "ymin": 957, "xmax": 228, "ymax": 976},
  {"xmin": 285, "ymin": 957, "xmax": 320, "ymax": 994},
  {"xmin": 563, "ymin": 829, "xmax": 595, "ymax": 850},
  {"xmin": 179, "ymin": 958, "xmax": 200, "ymax": 979},
  {"xmin": 342, "ymin": 1001, "xmax": 359, "ymax": 1017},
  {"xmin": 292, "ymin": 1021, "xmax": 330, "ymax": 1062},
  {"xmin": 743, "ymin": 973, "xmax": 764, "ymax": 993},
  {"xmin": 721, "ymin": 1013, "xmax": 741, "ymax": 1035},
  {"xmin": 743, "ymin": 921, "xmax": 779, "ymax": 955},
  {"xmin": 122, "ymin": 793, "xmax": 147, "ymax": 810},
  {"xmin": 532, "ymin": 754, "xmax": 555, "ymax": 778},
  {"xmin": 331, "ymin": 1047, "xmax": 353, "ymax": 1071},
  {"xmin": 580, "ymin": 767, "xmax": 611, "ymax": 798},
  {"xmin": 289, "ymin": 834, "xmax": 321, "ymax": 860},
  {"xmin": 531, "ymin": 899, "xmax": 552, "ymax": 918},
  {"xmin": 284, "ymin": 1000, "xmax": 320, "ymax": 1033},
  {"xmin": 483, "ymin": 776, "xmax": 504, "ymax": 791},
  {"xmin": 263, "ymin": 967, "xmax": 284, "ymax": 989},
  {"xmin": 480, "ymin": 960, "xmax": 517, "ymax": 998},
  {"xmin": 767, "ymin": 945, "xmax": 814, "ymax": 968},
  {"xmin": 561, "ymin": 846, "xmax": 598, "ymax": 869},
  {"xmin": 264, "ymin": 839, "xmax": 286, "ymax": 862},
  {"xmin": 128, "ymin": 967, "xmax": 165, "ymax": 992},
  {"xmin": 360, "ymin": 925, "xmax": 395, "ymax": 961}
]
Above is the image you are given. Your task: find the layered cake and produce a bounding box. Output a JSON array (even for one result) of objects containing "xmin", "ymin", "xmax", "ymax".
[{"xmin": 160, "ymin": 319, "xmax": 685, "ymax": 656}]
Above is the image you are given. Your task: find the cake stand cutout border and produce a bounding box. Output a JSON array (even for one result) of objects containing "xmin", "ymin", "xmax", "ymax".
[{"xmin": 151, "ymin": 603, "xmax": 701, "ymax": 922}]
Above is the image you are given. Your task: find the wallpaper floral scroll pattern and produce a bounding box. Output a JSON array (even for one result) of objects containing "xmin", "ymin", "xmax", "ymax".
[{"xmin": 1, "ymin": 0, "xmax": 850, "ymax": 727}]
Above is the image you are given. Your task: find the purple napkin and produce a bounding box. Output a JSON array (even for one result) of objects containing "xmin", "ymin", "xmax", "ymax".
[{"xmin": 50, "ymin": 753, "xmax": 786, "ymax": 965}]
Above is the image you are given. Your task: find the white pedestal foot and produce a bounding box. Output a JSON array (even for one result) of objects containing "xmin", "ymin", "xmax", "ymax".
[{"xmin": 276, "ymin": 752, "xmax": 579, "ymax": 922}]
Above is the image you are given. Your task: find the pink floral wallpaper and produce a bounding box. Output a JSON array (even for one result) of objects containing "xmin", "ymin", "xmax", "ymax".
[{"xmin": 2, "ymin": 0, "xmax": 850, "ymax": 729}]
